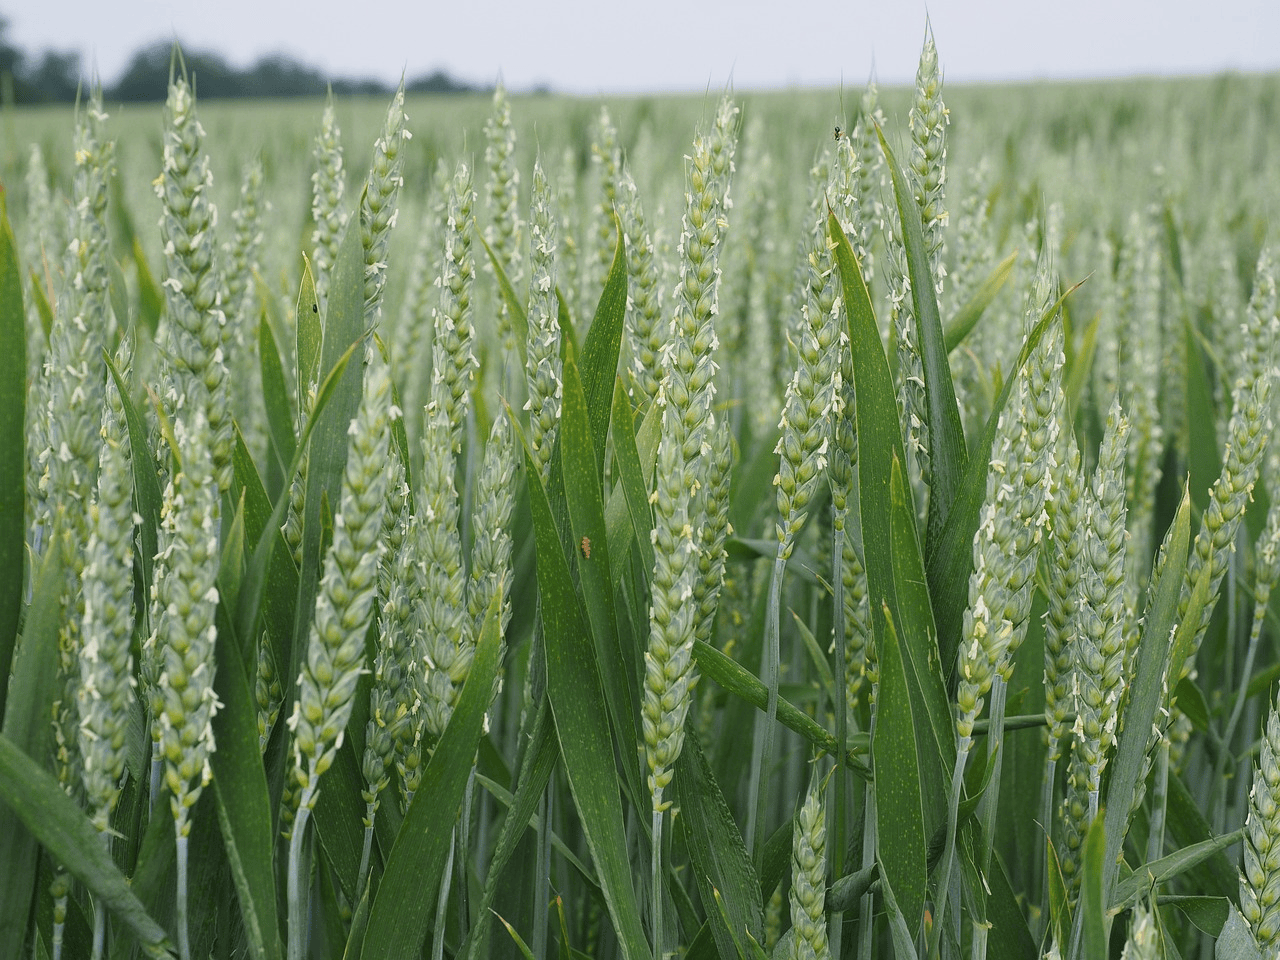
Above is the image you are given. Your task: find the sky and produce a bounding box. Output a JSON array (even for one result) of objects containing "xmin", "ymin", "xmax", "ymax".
[{"xmin": 8, "ymin": 0, "xmax": 1280, "ymax": 94}]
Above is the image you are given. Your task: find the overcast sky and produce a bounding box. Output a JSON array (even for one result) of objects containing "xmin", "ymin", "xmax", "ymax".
[{"xmin": 9, "ymin": 0, "xmax": 1280, "ymax": 94}]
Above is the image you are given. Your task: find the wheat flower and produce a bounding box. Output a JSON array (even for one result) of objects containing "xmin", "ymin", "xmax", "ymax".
[
  {"xmin": 1120, "ymin": 902, "xmax": 1161, "ymax": 960},
  {"xmin": 1178, "ymin": 246, "xmax": 1277, "ymax": 677},
  {"xmin": 224, "ymin": 157, "xmax": 269, "ymax": 456},
  {"xmin": 360, "ymin": 84, "xmax": 408, "ymax": 325},
  {"xmin": 414, "ymin": 161, "xmax": 478, "ymax": 782},
  {"xmin": 525, "ymin": 155, "xmax": 564, "ymax": 481},
  {"xmin": 772, "ymin": 143, "xmax": 849, "ymax": 560},
  {"xmin": 642, "ymin": 99, "xmax": 737, "ymax": 808},
  {"xmin": 357, "ymin": 441, "xmax": 414, "ymax": 887},
  {"xmin": 147, "ymin": 404, "xmax": 221, "ymax": 960},
  {"xmin": 909, "ymin": 23, "xmax": 949, "ymax": 298},
  {"xmin": 1072, "ymin": 398, "xmax": 1131, "ymax": 808},
  {"xmin": 1117, "ymin": 213, "xmax": 1164, "ymax": 590},
  {"xmin": 955, "ymin": 266, "xmax": 1061, "ymax": 743},
  {"xmin": 360, "ymin": 450, "xmax": 409, "ymax": 809},
  {"xmin": 255, "ymin": 635, "xmax": 283, "ymax": 753},
  {"xmin": 829, "ymin": 373, "xmax": 872, "ymax": 715},
  {"xmin": 485, "ymin": 80, "xmax": 523, "ymax": 356},
  {"xmin": 620, "ymin": 166, "xmax": 666, "ymax": 408},
  {"xmin": 289, "ymin": 346, "xmax": 394, "ymax": 806},
  {"xmin": 224, "ymin": 157, "xmax": 266, "ymax": 331},
  {"xmin": 286, "ymin": 344, "xmax": 393, "ymax": 957},
  {"xmin": 23, "ymin": 143, "xmax": 59, "ymax": 538},
  {"xmin": 694, "ymin": 415, "xmax": 734, "ymax": 645},
  {"xmin": 392, "ymin": 177, "xmax": 447, "ymax": 453},
  {"xmin": 1043, "ymin": 427, "xmax": 1086, "ymax": 763},
  {"xmin": 311, "ymin": 92, "xmax": 348, "ymax": 310},
  {"xmin": 590, "ymin": 106, "xmax": 622, "ymax": 306},
  {"xmin": 1060, "ymin": 402, "xmax": 1131, "ymax": 890},
  {"xmin": 789, "ymin": 771, "xmax": 831, "ymax": 960},
  {"xmin": 1242, "ymin": 690, "xmax": 1280, "ymax": 953},
  {"xmin": 468, "ymin": 409, "xmax": 516, "ymax": 643},
  {"xmin": 156, "ymin": 72, "xmax": 233, "ymax": 493},
  {"xmin": 741, "ymin": 149, "xmax": 784, "ymax": 439},
  {"xmin": 851, "ymin": 82, "xmax": 885, "ymax": 280},
  {"xmin": 76, "ymin": 360, "xmax": 136, "ymax": 838},
  {"xmin": 382, "ymin": 500, "xmax": 426, "ymax": 811},
  {"xmin": 39, "ymin": 89, "xmax": 114, "ymax": 549}
]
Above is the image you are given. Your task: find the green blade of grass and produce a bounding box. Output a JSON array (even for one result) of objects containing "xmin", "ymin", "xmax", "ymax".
[
  {"xmin": 1164, "ymin": 771, "xmax": 1239, "ymax": 901},
  {"xmin": 827, "ymin": 863, "xmax": 879, "ymax": 912},
  {"xmin": 878, "ymin": 871, "xmax": 921, "ymax": 960},
  {"xmin": 518, "ymin": 420, "xmax": 648, "ymax": 960},
  {"xmin": 474, "ymin": 772, "xmax": 600, "ymax": 889},
  {"xmin": 0, "ymin": 536, "xmax": 64, "ymax": 954},
  {"xmin": 29, "ymin": 266, "xmax": 53, "ymax": 343},
  {"xmin": 231, "ymin": 429, "xmax": 299, "ymax": 693},
  {"xmin": 926, "ymin": 280, "xmax": 1080, "ymax": 676},
  {"xmin": 874, "ymin": 605, "xmax": 928, "ymax": 937},
  {"xmin": 291, "ymin": 224, "xmax": 367, "ymax": 704},
  {"xmin": 1079, "ymin": 814, "xmax": 1108, "ymax": 958},
  {"xmin": 259, "ymin": 312, "xmax": 297, "ymax": 482},
  {"xmin": 1046, "ymin": 839, "xmax": 1071, "ymax": 954},
  {"xmin": 888, "ymin": 454, "xmax": 953, "ymax": 831},
  {"xmin": 357, "ymin": 592, "xmax": 504, "ymax": 960},
  {"xmin": 493, "ymin": 910, "xmax": 538, "ymax": 960},
  {"xmin": 1162, "ymin": 203, "xmax": 1185, "ymax": 291},
  {"xmin": 0, "ymin": 736, "xmax": 172, "ymax": 958},
  {"xmin": 313, "ymin": 727, "xmax": 375, "ymax": 901},
  {"xmin": 235, "ymin": 333, "xmax": 359, "ymax": 696},
  {"xmin": 1215, "ymin": 906, "xmax": 1264, "ymax": 960},
  {"xmin": 210, "ymin": 583, "xmax": 283, "ymax": 960},
  {"xmin": 691, "ymin": 639, "xmax": 870, "ymax": 779},
  {"xmin": 556, "ymin": 282, "xmax": 577, "ymax": 362},
  {"xmin": 944, "ymin": 250, "xmax": 1017, "ymax": 353},
  {"xmin": 1111, "ymin": 828, "xmax": 1243, "ymax": 913},
  {"xmin": 221, "ymin": 493, "xmax": 248, "ymax": 615},
  {"xmin": 791, "ymin": 609, "xmax": 837, "ymax": 705},
  {"xmin": 1185, "ymin": 317, "xmax": 1221, "ymax": 516},
  {"xmin": 1170, "ymin": 896, "xmax": 1229, "ymax": 937},
  {"xmin": 876, "ymin": 126, "xmax": 968, "ymax": 544},
  {"xmin": 987, "ymin": 855, "xmax": 1038, "ymax": 960},
  {"xmin": 1062, "ymin": 311, "xmax": 1099, "ymax": 426},
  {"xmin": 479, "ymin": 232, "xmax": 530, "ymax": 370},
  {"xmin": 132, "ymin": 235, "xmax": 164, "ymax": 338},
  {"xmin": 464, "ymin": 697, "xmax": 559, "ymax": 960},
  {"xmin": 577, "ymin": 211, "xmax": 628, "ymax": 468},
  {"xmin": 316, "ymin": 845, "xmax": 349, "ymax": 957},
  {"xmin": 606, "ymin": 380, "xmax": 655, "ymax": 582},
  {"xmin": 672, "ymin": 727, "xmax": 763, "ymax": 956},
  {"xmin": 105, "ymin": 353, "xmax": 163, "ymax": 605},
  {"xmin": 110, "ymin": 787, "xmax": 177, "ymax": 959},
  {"xmin": 559, "ymin": 360, "xmax": 642, "ymax": 807},
  {"xmin": 684, "ymin": 820, "xmax": 798, "ymax": 960},
  {"xmin": 1101, "ymin": 488, "xmax": 1191, "ymax": 903},
  {"xmin": 828, "ymin": 209, "xmax": 906, "ymax": 711},
  {"xmin": 0, "ymin": 192, "xmax": 24, "ymax": 711},
  {"xmin": 374, "ymin": 333, "xmax": 415, "ymax": 506},
  {"xmin": 295, "ymin": 256, "xmax": 322, "ymax": 420}
]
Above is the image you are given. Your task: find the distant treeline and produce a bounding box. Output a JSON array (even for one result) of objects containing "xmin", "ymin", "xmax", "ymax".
[{"xmin": 0, "ymin": 17, "xmax": 488, "ymax": 104}]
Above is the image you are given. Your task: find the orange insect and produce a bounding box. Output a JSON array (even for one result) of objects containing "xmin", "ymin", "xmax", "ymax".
[{"xmin": 580, "ymin": 536, "xmax": 592, "ymax": 559}]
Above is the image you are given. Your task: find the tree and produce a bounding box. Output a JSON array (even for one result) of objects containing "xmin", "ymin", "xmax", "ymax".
[{"xmin": 24, "ymin": 50, "xmax": 80, "ymax": 103}]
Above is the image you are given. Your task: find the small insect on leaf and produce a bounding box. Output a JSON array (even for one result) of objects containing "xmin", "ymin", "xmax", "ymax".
[
  {"xmin": 833, "ymin": 125, "xmax": 842, "ymax": 141},
  {"xmin": 580, "ymin": 536, "xmax": 591, "ymax": 559}
]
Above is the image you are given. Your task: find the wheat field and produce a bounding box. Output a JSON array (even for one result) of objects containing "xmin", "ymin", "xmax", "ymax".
[{"xmin": 1, "ymin": 34, "xmax": 1279, "ymax": 960}]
